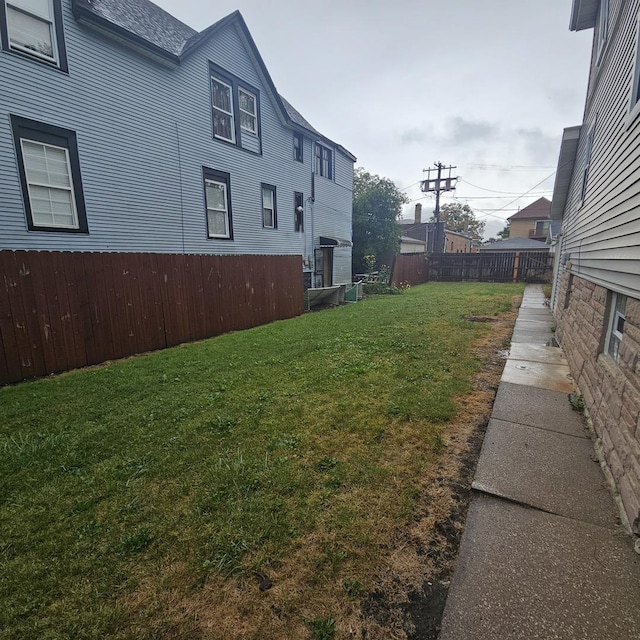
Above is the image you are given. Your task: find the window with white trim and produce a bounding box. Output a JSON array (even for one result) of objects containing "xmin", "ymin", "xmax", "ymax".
[
  {"xmin": 238, "ymin": 88, "xmax": 257, "ymax": 135},
  {"xmin": 211, "ymin": 76, "xmax": 235, "ymax": 143},
  {"xmin": 596, "ymin": 0, "xmax": 609, "ymax": 63},
  {"xmin": 606, "ymin": 292, "xmax": 627, "ymax": 364},
  {"xmin": 314, "ymin": 143, "xmax": 333, "ymax": 179},
  {"xmin": 11, "ymin": 115, "xmax": 87, "ymax": 232},
  {"xmin": 209, "ymin": 63, "xmax": 262, "ymax": 151},
  {"xmin": 262, "ymin": 183, "xmax": 277, "ymax": 229},
  {"xmin": 1, "ymin": 0, "xmax": 67, "ymax": 69},
  {"xmin": 203, "ymin": 168, "xmax": 232, "ymax": 239}
]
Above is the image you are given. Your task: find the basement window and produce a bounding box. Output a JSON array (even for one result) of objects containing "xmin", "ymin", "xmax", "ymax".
[{"xmin": 606, "ymin": 292, "xmax": 627, "ymax": 364}]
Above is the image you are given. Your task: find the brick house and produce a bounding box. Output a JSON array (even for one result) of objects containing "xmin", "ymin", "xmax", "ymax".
[
  {"xmin": 401, "ymin": 204, "xmax": 473, "ymax": 253},
  {"xmin": 550, "ymin": 0, "xmax": 640, "ymax": 533}
]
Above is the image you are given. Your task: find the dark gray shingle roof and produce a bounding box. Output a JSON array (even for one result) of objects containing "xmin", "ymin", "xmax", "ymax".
[
  {"xmin": 74, "ymin": 0, "xmax": 196, "ymax": 56},
  {"xmin": 279, "ymin": 96, "xmax": 320, "ymax": 136}
]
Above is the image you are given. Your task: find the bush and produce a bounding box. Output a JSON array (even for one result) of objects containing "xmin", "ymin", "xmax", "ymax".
[{"xmin": 363, "ymin": 283, "xmax": 403, "ymax": 296}]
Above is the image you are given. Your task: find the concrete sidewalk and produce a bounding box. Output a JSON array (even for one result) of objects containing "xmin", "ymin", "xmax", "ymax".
[{"xmin": 439, "ymin": 285, "xmax": 640, "ymax": 640}]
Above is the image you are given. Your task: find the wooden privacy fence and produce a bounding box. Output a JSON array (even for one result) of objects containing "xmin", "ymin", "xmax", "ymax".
[
  {"xmin": 391, "ymin": 253, "xmax": 429, "ymax": 287},
  {"xmin": 391, "ymin": 251, "xmax": 553, "ymax": 286},
  {"xmin": 0, "ymin": 251, "xmax": 303, "ymax": 385},
  {"xmin": 427, "ymin": 251, "xmax": 553, "ymax": 283}
]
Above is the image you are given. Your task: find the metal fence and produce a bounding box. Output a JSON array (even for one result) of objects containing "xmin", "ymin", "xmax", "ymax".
[{"xmin": 391, "ymin": 251, "xmax": 553, "ymax": 287}]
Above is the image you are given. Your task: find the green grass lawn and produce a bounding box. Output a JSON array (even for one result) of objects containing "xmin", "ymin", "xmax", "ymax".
[{"xmin": 0, "ymin": 282, "xmax": 523, "ymax": 639}]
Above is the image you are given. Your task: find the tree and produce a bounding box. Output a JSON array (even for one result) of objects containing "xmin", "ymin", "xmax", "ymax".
[
  {"xmin": 352, "ymin": 168, "xmax": 408, "ymax": 274},
  {"xmin": 429, "ymin": 203, "xmax": 485, "ymax": 240},
  {"xmin": 497, "ymin": 225, "xmax": 510, "ymax": 239}
]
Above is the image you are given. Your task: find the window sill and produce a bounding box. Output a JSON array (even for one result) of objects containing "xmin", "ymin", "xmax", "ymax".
[
  {"xmin": 28, "ymin": 225, "xmax": 88, "ymax": 234},
  {"xmin": 2, "ymin": 47, "xmax": 68, "ymax": 74},
  {"xmin": 211, "ymin": 135, "xmax": 262, "ymax": 156}
]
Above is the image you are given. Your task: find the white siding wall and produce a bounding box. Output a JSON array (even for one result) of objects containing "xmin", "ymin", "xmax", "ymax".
[
  {"xmin": 561, "ymin": 0, "xmax": 640, "ymax": 296},
  {"xmin": 0, "ymin": 1, "xmax": 354, "ymax": 283}
]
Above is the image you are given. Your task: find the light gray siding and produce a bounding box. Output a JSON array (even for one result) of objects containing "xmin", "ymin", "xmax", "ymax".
[
  {"xmin": 559, "ymin": 0, "xmax": 640, "ymax": 297},
  {"xmin": 0, "ymin": 2, "xmax": 354, "ymax": 282}
]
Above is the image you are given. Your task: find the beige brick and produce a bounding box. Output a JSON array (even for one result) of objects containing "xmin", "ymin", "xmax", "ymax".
[
  {"xmin": 606, "ymin": 447, "xmax": 625, "ymax": 482},
  {"xmin": 618, "ymin": 476, "xmax": 640, "ymax": 534}
]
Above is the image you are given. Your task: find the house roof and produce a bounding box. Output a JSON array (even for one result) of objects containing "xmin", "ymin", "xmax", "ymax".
[
  {"xmin": 73, "ymin": 0, "xmax": 196, "ymax": 56},
  {"xmin": 507, "ymin": 197, "xmax": 552, "ymax": 221},
  {"xmin": 445, "ymin": 229, "xmax": 472, "ymax": 239},
  {"xmin": 71, "ymin": 0, "xmax": 356, "ymax": 160},
  {"xmin": 570, "ymin": 0, "xmax": 599, "ymax": 31},
  {"xmin": 401, "ymin": 236, "xmax": 425, "ymax": 245},
  {"xmin": 550, "ymin": 126, "xmax": 581, "ymax": 220},
  {"xmin": 478, "ymin": 237, "xmax": 549, "ymax": 252}
]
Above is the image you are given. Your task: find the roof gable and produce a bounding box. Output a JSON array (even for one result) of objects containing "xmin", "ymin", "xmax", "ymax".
[
  {"xmin": 71, "ymin": 1, "xmax": 355, "ymax": 160},
  {"xmin": 507, "ymin": 197, "xmax": 552, "ymax": 221}
]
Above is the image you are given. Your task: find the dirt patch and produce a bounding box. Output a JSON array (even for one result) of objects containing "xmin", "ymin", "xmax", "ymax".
[{"xmin": 359, "ymin": 305, "xmax": 518, "ymax": 639}]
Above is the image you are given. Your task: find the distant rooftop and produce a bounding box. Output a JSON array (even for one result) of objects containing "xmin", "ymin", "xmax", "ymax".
[{"xmin": 507, "ymin": 197, "xmax": 552, "ymax": 221}]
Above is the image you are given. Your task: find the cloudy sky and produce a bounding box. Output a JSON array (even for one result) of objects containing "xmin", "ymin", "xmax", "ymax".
[{"xmin": 155, "ymin": 0, "xmax": 593, "ymax": 238}]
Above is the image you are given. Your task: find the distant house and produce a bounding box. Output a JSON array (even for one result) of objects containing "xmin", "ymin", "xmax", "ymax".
[
  {"xmin": 549, "ymin": 0, "xmax": 640, "ymax": 534},
  {"xmin": 506, "ymin": 198, "xmax": 552, "ymax": 240},
  {"xmin": 0, "ymin": 0, "xmax": 356, "ymax": 288},
  {"xmin": 477, "ymin": 237, "xmax": 549, "ymax": 253},
  {"xmin": 444, "ymin": 229, "xmax": 472, "ymax": 253},
  {"xmin": 401, "ymin": 204, "xmax": 473, "ymax": 253},
  {"xmin": 400, "ymin": 236, "xmax": 426, "ymax": 254}
]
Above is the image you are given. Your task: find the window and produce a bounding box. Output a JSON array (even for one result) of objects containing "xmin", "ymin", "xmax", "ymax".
[
  {"xmin": 293, "ymin": 132, "xmax": 303, "ymax": 162},
  {"xmin": 11, "ymin": 115, "xmax": 87, "ymax": 232},
  {"xmin": 534, "ymin": 220, "xmax": 550, "ymax": 236},
  {"xmin": 262, "ymin": 184, "xmax": 277, "ymax": 229},
  {"xmin": 314, "ymin": 143, "xmax": 333, "ymax": 179},
  {"xmin": 211, "ymin": 76, "xmax": 235, "ymax": 143},
  {"xmin": 606, "ymin": 292, "xmax": 627, "ymax": 363},
  {"xmin": 209, "ymin": 63, "xmax": 261, "ymax": 150},
  {"xmin": 1, "ymin": 0, "xmax": 67, "ymax": 70},
  {"xmin": 294, "ymin": 191, "xmax": 304, "ymax": 232},
  {"xmin": 203, "ymin": 168, "xmax": 232, "ymax": 239},
  {"xmin": 238, "ymin": 88, "xmax": 257, "ymax": 135},
  {"xmin": 596, "ymin": 0, "xmax": 609, "ymax": 63},
  {"xmin": 581, "ymin": 124, "xmax": 596, "ymax": 202}
]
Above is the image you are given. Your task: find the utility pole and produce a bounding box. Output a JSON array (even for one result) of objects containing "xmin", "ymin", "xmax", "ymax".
[{"xmin": 421, "ymin": 162, "xmax": 458, "ymax": 253}]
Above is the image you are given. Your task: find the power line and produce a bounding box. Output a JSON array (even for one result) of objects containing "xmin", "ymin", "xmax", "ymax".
[
  {"xmin": 458, "ymin": 178, "xmax": 553, "ymax": 196},
  {"xmin": 453, "ymin": 194, "xmax": 551, "ymax": 200},
  {"xmin": 398, "ymin": 180, "xmax": 422, "ymax": 191},
  {"xmin": 457, "ymin": 163, "xmax": 556, "ymax": 170}
]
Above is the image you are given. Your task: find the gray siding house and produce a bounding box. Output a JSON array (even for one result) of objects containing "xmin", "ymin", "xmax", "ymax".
[
  {"xmin": 550, "ymin": 0, "xmax": 640, "ymax": 533},
  {"xmin": 0, "ymin": 0, "xmax": 355, "ymax": 287}
]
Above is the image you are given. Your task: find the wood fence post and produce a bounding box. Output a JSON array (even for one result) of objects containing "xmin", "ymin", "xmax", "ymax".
[{"xmin": 513, "ymin": 252, "xmax": 520, "ymax": 282}]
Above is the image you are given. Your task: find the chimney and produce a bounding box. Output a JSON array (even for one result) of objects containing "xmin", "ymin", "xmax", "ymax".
[{"xmin": 414, "ymin": 203, "xmax": 422, "ymax": 224}]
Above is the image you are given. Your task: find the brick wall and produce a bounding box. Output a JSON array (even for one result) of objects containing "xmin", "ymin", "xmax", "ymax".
[
  {"xmin": 444, "ymin": 232, "xmax": 471, "ymax": 253},
  {"xmin": 555, "ymin": 271, "xmax": 640, "ymax": 533}
]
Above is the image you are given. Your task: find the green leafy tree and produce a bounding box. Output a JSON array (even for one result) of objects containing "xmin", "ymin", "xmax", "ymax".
[
  {"xmin": 352, "ymin": 168, "xmax": 408, "ymax": 274},
  {"xmin": 430, "ymin": 202, "xmax": 485, "ymax": 240},
  {"xmin": 497, "ymin": 225, "xmax": 510, "ymax": 239}
]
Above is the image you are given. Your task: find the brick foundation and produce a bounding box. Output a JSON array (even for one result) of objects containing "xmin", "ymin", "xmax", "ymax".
[{"xmin": 555, "ymin": 270, "xmax": 640, "ymax": 533}]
